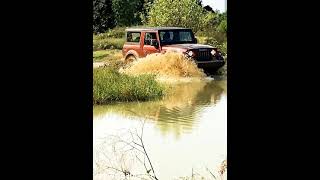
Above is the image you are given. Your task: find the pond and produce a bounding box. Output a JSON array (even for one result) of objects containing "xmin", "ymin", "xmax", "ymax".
[{"xmin": 93, "ymin": 77, "xmax": 227, "ymax": 180}]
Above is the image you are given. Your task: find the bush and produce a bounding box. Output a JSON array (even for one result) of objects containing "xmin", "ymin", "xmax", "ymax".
[
  {"xmin": 93, "ymin": 37, "xmax": 125, "ymax": 50},
  {"xmin": 197, "ymin": 30, "xmax": 226, "ymax": 43},
  {"xmin": 93, "ymin": 67, "xmax": 165, "ymax": 104},
  {"xmin": 94, "ymin": 27, "xmax": 126, "ymax": 39},
  {"xmin": 205, "ymin": 37, "xmax": 227, "ymax": 55},
  {"xmin": 106, "ymin": 27, "xmax": 126, "ymax": 38},
  {"xmin": 196, "ymin": 25, "xmax": 227, "ymax": 56},
  {"xmin": 93, "ymin": 28, "xmax": 126, "ymax": 50},
  {"xmin": 196, "ymin": 35, "xmax": 227, "ymax": 56}
]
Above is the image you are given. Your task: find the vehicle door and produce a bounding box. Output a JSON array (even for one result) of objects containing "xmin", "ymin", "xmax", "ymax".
[{"xmin": 143, "ymin": 31, "xmax": 160, "ymax": 56}]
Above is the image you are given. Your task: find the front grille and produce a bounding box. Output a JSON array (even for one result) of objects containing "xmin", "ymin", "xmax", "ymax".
[{"xmin": 196, "ymin": 50, "xmax": 212, "ymax": 61}]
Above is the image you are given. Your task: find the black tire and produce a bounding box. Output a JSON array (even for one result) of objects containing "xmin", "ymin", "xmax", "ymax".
[
  {"xmin": 203, "ymin": 68, "xmax": 219, "ymax": 76},
  {"xmin": 125, "ymin": 55, "xmax": 136, "ymax": 64}
]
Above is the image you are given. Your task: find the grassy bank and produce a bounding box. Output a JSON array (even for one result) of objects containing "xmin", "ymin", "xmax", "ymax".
[
  {"xmin": 93, "ymin": 67, "xmax": 165, "ymax": 104},
  {"xmin": 93, "ymin": 49, "xmax": 125, "ymax": 70},
  {"xmin": 93, "ymin": 49, "xmax": 123, "ymax": 62}
]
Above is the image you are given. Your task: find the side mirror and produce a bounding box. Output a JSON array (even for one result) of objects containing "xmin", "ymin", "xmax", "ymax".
[
  {"xmin": 194, "ymin": 38, "xmax": 198, "ymax": 43},
  {"xmin": 151, "ymin": 39, "xmax": 159, "ymax": 49}
]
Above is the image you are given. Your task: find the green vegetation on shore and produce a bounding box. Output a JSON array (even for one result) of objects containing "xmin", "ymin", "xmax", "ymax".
[
  {"xmin": 93, "ymin": 67, "xmax": 165, "ymax": 104},
  {"xmin": 93, "ymin": 37, "xmax": 125, "ymax": 50},
  {"xmin": 93, "ymin": 27, "xmax": 126, "ymax": 51}
]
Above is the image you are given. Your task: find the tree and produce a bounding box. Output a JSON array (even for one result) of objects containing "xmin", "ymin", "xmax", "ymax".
[
  {"xmin": 139, "ymin": 0, "xmax": 155, "ymax": 24},
  {"xmin": 93, "ymin": 0, "xmax": 115, "ymax": 33},
  {"xmin": 217, "ymin": 19, "xmax": 227, "ymax": 33},
  {"xmin": 196, "ymin": 0, "xmax": 202, "ymax": 6},
  {"xmin": 147, "ymin": 0, "xmax": 207, "ymax": 32},
  {"xmin": 216, "ymin": 12, "xmax": 227, "ymax": 33},
  {"xmin": 204, "ymin": 5, "xmax": 215, "ymax": 13},
  {"xmin": 141, "ymin": 0, "xmax": 154, "ymax": 17},
  {"xmin": 112, "ymin": 0, "xmax": 142, "ymax": 26}
]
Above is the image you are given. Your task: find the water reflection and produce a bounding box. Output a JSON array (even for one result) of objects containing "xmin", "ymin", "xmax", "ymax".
[
  {"xmin": 93, "ymin": 79, "xmax": 227, "ymax": 179},
  {"xmin": 93, "ymin": 79, "xmax": 226, "ymax": 137}
]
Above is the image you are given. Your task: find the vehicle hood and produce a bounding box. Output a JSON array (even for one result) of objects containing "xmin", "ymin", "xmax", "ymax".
[{"xmin": 162, "ymin": 43, "xmax": 214, "ymax": 50}]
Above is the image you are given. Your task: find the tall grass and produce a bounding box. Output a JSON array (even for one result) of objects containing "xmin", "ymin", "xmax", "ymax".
[
  {"xmin": 93, "ymin": 37, "xmax": 125, "ymax": 50},
  {"xmin": 93, "ymin": 27, "xmax": 126, "ymax": 50},
  {"xmin": 93, "ymin": 67, "xmax": 165, "ymax": 104}
]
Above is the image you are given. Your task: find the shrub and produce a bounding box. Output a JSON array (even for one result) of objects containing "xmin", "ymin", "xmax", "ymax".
[
  {"xmin": 93, "ymin": 67, "xmax": 165, "ymax": 104},
  {"xmin": 93, "ymin": 37, "xmax": 125, "ymax": 50}
]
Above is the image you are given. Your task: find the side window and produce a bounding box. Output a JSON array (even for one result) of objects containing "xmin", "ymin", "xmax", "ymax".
[
  {"xmin": 179, "ymin": 31, "xmax": 192, "ymax": 41},
  {"xmin": 160, "ymin": 31, "xmax": 173, "ymax": 41},
  {"xmin": 126, "ymin": 32, "xmax": 141, "ymax": 43},
  {"xmin": 144, "ymin": 32, "xmax": 157, "ymax": 45}
]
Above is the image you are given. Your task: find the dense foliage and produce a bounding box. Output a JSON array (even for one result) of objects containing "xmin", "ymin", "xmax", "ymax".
[
  {"xmin": 147, "ymin": 0, "xmax": 205, "ymax": 32},
  {"xmin": 93, "ymin": 0, "xmax": 227, "ymax": 33},
  {"xmin": 93, "ymin": 0, "xmax": 227, "ymax": 54},
  {"xmin": 93, "ymin": 0, "xmax": 115, "ymax": 33}
]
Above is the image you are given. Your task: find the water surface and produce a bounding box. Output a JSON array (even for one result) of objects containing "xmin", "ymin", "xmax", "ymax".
[{"xmin": 93, "ymin": 78, "xmax": 227, "ymax": 179}]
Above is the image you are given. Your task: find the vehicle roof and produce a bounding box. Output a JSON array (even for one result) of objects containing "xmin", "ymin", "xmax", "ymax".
[{"xmin": 125, "ymin": 27, "xmax": 191, "ymax": 31}]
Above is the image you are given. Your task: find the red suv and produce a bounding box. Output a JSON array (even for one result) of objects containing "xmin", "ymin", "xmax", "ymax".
[{"xmin": 122, "ymin": 27, "xmax": 225, "ymax": 72}]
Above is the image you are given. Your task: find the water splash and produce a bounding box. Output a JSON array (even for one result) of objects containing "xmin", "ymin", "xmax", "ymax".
[{"xmin": 120, "ymin": 52, "xmax": 207, "ymax": 83}]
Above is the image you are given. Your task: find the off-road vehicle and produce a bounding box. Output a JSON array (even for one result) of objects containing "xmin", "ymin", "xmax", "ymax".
[{"xmin": 122, "ymin": 27, "xmax": 225, "ymax": 73}]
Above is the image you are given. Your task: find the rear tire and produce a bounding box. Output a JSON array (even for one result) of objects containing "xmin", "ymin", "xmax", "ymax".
[{"xmin": 125, "ymin": 55, "xmax": 137, "ymax": 64}]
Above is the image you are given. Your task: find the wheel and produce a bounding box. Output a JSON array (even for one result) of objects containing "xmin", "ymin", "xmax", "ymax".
[
  {"xmin": 203, "ymin": 68, "xmax": 219, "ymax": 76},
  {"xmin": 125, "ymin": 55, "xmax": 137, "ymax": 64}
]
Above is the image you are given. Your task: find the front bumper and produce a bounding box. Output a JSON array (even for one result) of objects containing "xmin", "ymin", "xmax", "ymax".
[{"xmin": 196, "ymin": 59, "xmax": 226, "ymax": 70}]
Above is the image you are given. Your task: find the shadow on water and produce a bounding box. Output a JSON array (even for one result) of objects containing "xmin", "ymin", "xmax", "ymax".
[{"xmin": 93, "ymin": 78, "xmax": 226, "ymax": 137}]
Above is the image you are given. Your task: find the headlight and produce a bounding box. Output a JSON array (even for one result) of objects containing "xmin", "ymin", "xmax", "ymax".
[
  {"xmin": 187, "ymin": 51, "xmax": 194, "ymax": 56},
  {"xmin": 211, "ymin": 49, "xmax": 216, "ymax": 55}
]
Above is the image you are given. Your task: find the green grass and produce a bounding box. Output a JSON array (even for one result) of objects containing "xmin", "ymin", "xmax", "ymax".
[
  {"xmin": 93, "ymin": 67, "xmax": 165, "ymax": 104},
  {"xmin": 93, "ymin": 37, "xmax": 125, "ymax": 50},
  {"xmin": 93, "ymin": 27, "xmax": 126, "ymax": 50},
  {"xmin": 93, "ymin": 49, "xmax": 123, "ymax": 62},
  {"xmin": 93, "ymin": 49, "xmax": 125, "ymax": 70},
  {"xmin": 93, "ymin": 50, "xmax": 110, "ymax": 62}
]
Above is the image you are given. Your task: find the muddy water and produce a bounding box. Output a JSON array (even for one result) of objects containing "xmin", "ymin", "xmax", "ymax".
[{"xmin": 93, "ymin": 78, "xmax": 227, "ymax": 180}]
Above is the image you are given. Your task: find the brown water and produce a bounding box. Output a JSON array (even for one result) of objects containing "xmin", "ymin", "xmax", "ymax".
[{"xmin": 93, "ymin": 78, "xmax": 227, "ymax": 180}]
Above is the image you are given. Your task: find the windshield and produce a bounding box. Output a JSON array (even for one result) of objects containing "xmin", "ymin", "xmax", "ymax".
[{"xmin": 159, "ymin": 29, "xmax": 195, "ymax": 45}]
